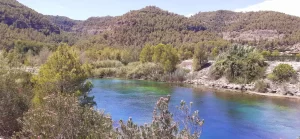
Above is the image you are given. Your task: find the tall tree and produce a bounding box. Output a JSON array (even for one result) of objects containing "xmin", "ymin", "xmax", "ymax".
[
  {"xmin": 151, "ymin": 44, "xmax": 179, "ymax": 73},
  {"xmin": 32, "ymin": 44, "xmax": 92, "ymax": 105},
  {"xmin": 139, "ymin": 44, "xmax": 153, "ymax": 63},
  {"xmin": 193, "ymin": 45, "xmax": 208, "ymax": 71}
]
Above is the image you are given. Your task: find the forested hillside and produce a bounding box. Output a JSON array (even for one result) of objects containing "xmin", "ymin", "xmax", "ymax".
[
  {"xmin": 191, "ymin": 10, "xmax": 300, "ymax": 50},
  {"xmin": 72, "ymin": 6, "xmax": 216, "ymax": 49},
  {"xmin": 2, "ymin": 0, "xmax": 300, "ymax": 51},
  {"xmin": 46, "ymin": 15, "xmax": 81, "ymax": 32},
  {"xmin": 0, "ymin": 0, "xmax": 59, "ymax": 34}
]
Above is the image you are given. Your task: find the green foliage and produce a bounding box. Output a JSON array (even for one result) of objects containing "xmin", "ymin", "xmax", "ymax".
[
  {"xmin": 127, "ymin": 62, "xmax": 164, "ymax": 80},
  {"xmin": 193, "ymin": 45, "xmax": 208, "ymax": 71},
  {"xmin": 0, "ymin": 70, "xmax": 33, "ymax": 137},
  {"xmin": 46, "ymin": 15, "xmax": 81, "ymax": 32},
  {"xmin": 254, "ymin": 80, "xmax": 269, "ymax": 93},
  {"xmin": 271, "ymin": 64, "xmax": 297, "ymax": 82},
  {"xmin": 14, "ymin": 40, "xmax": 54, "ymax": 55},
  {"xmin": 211, "ymin": 47, "xmax": 219, "ymax": 57},
  {"xmin": 117, "ymin": 96, "xmax": 204, "ymax": 139},
  {"xmin": 14, "ymin": 94, "xmax": 204, "ymax": 139},
  {"xmin": 4, "ymin": 49, "xmax": 22, "ymax": 67},
  {"xmin": 92, "ymin": 68, "xmax": 117, "ymax": 78},
  {"xmin": 15, "ymin": 94, "xmax": 115, "ymax": 138},
  {"xmin": 0, "ymin": 0, "xmax": 60, "ymax": 35},
  {"xmin": 178, "ymin": 46, "xmax": 193, "ymax": 60},
  {"xmin": 261, "ymin": 50, "xmax": 271, "ymax": 57},
  {"xmin": 140, "ymin": 44, "xmax": 154, "ymax": 63},
  {"xmin": 0, "ymin": 54, "xmax": 33, "ymax": 137},
  {"xmin": 271, "ymin": 50, "xmax": 280, "ymax": 56},
  {"xmin": 140, "ymin": 43, "xmax": 179, "ymax": 73},
  {"xmin": 210, "ymin": 45, "xmax": 267, "ymax": 83},
  {"xmin": 92, "ymin": 60, "xmax": 124, "ymax": 69},
  {"xmin": 192, "ymin": 10, "xmax": 300, "ymax": 47},
  {"xmin": 83, "ymin": 47, "xmax": 138, "ymax": 64},
  {"xmin": 266, "ymin": 73, "xmax": 279, "ymax": 81},
  {"xmin": 32, "ymin": 44, "xmax": 91, "ymax": 105}
]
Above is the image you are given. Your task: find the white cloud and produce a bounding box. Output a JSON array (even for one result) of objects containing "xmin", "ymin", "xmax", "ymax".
[{"xmin": 236, "ymin": 0, "xmax": 300, "ymax": 17}]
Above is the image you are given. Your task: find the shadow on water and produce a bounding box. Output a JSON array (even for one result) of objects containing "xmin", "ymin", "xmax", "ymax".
[{"xmin": 90, "ymin": 79, "xmax": 300, "ymax": 139}]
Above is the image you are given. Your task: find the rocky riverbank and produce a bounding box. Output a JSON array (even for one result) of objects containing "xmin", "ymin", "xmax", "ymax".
[{"xmin": 181, "ymin": 60, "xmax": 300, "ymax": 99}]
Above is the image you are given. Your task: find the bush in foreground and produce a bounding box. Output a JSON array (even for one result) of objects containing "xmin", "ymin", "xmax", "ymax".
[
  {"xmin": 117, "ymin": 95, "xmax": 204, "ymax": 139},
  {"xmin": 15, "ymin": 94, "xmax": 115, "ymax": 138},
  {"xmin": 0, "ymin": 54, "xmax": 33, "ymax": 137},
  {"xmin": 14, "ymin": 95, "xmax": 204, "ymax": 139},
  {"xmin": 32, "ymin": 45, "xmax": 94, "ymax": 106},
  {"xmin": 0, "ymin": 71, "xmax": 33, "ymax": 137}
]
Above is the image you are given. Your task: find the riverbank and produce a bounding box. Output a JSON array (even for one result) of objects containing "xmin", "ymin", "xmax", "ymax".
[
  {"xmin": 181, "ymin": 60, "xmax": 300, "ymax": 99},
  {"xmin": 188, "ymin": 81, "xmax": 300, "ymax": 100},
  {"xmin": 98, "ymin": 76, "xmax": 300, "ymax": 100},
  {"xmin": 23, "ymin": 60, "xmax": 300, "ymax": 99}
]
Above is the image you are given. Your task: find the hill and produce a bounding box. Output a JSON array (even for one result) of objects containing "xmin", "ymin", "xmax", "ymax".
[
  {"xmin": 73, "ymin": 6, "xmax": 215, "ymax": 49},
  {"xmin": 0, "ymin": 0, "xmax": 60, "ymax": 34},
  {"xmin": 191, "ymin": 10, "xmax": 300, "ymax": 50},
  {"xmin": 46, "ymin": 15, "xmax": 81, "ymax": 32},
  {"xmin": 0, "ymin": 0, "xmax": 82, "ymax": 50},
  {"xmin": 2, "ymin": 1, "xmax": 300, "ymax": 51}
]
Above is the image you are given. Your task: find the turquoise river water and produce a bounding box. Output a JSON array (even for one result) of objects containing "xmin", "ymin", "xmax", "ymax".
[{"xmin": 90, "ymin": 79, "xmax": 300, "ymax": 139}]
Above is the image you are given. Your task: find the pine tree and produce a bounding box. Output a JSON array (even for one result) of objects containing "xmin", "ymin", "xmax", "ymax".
[
  {"xmin": 140, "ymin": 44, "xmax": 153, "ymax": 63},
  {"xmin": 193, "ymin": 45, "xmax": 208, "ymax": 71},
  {"xmin": 32, "ymin": 44, "xmax": 93, "ymax": 105}
]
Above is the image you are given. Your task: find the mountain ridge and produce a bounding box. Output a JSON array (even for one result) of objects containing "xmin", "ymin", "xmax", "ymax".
[{"xmin": 2, "ymin": 0, "xmax": 300, "ymax": 51}]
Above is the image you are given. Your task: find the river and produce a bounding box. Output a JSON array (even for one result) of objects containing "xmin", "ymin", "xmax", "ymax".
[{"xmin": 90, "ymin": 79, "xmax": 300, "ymax": 139}]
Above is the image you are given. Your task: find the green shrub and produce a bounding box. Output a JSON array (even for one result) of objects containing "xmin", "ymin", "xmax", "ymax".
[
  {"xmin": 15, "ymin": 94, "xmax": 115, "ymax": 138},
  {"xmin": 140, "ymin": 44, "xmax": 179, "ymax": 73},
  {"xmin": 92, "ymin": 68, "xmax": 117, "ymax": 78},
  {"xmin": 126, "ymin": 63, "xmax": 164, "ymax": 80},
  {"xmin": 271, "ymin": 50, "xmax": 280, "ymax": 56},
  {"xmin": 267, "ymin": 73, "xmax": 278, "ymax": 81},
  {"xmin": 261, "ymin": 50, "xmax": 271, "ymax": 57},
  {"xmin": 92, "ymin": 60, "xmax": 124, "ymax": 68},
  {"xmin": 272, "ymin": 64, "xmax": 297, "ymax": 82},
  {"xmin": 210, "ymin": 45, "xmax": 267, "ymax": 83},
  {"xmin": 254, "ymin": 80, "xmax": 269, "ymax": 93},
  {"xmin": 161, "ymin": 68, "xmax": 188, "ymax": 82},
  {"xmin": 0, "ymin": 70, "xmax": 33, "ymax": 137},
  {"xmin": 15, "ymin": 95, "xmax": 204, "ymax": 139},
  {"xmin": 117, "ymin": 96, "xmax": 204, "ymax": 139}
]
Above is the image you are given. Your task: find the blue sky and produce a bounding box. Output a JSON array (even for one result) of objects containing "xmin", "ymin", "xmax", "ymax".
[{"xmin": 18, "ymin": 0, "xmax": 300, "ymax": 20}]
